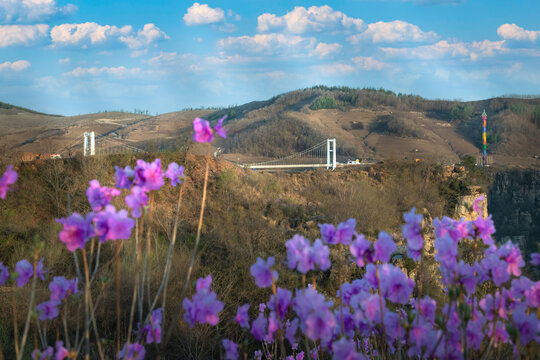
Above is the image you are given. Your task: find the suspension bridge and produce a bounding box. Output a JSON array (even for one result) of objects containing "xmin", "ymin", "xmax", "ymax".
[
  {"xmin": 245, "ymin": 139, "xmax": 338, "ymax": 170},
  {"xmin": 59, "ymin": 131, "xmax": 145, "ymax": 157}
]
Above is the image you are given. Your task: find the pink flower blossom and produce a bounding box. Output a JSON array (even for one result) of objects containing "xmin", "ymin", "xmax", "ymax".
[
  {"xmin": 0, "ymin": 165, "xmax": 17, "ymax": 199},
  {"xmin": 193, "ymin": 117, "xmax": 214, "ymax": 143},
  {"xmin": 214, "ymin": 115, "xmax": 227, "ymax": 139},
  {"xmin": 56, "ymin": 213, "xmax": 95, "ymax": 252},
  {"xmin": 86, "ymin": 179, "xmax": 120, "ymax": 211}
]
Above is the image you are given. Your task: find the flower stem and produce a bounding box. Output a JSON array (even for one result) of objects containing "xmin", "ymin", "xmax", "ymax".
[
  {"xmin": 11, "ymin": 291, "xmax": 19, "ymax": 359},
  {"xmin": 17, "ymin": 250, "xmax": 38, "ymax": 360},
  {"xmin": 116, "ymin": 240, "xmax": 121, "ymax": 354},
  {"xmin": 162, "ymin": 143, "xmax": 212, "ymax": 349}
]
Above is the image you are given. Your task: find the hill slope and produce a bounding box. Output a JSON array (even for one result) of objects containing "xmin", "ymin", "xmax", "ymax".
[{"xmin": 1, "ymin": 88, "xmax": 539, "ymax": 168}]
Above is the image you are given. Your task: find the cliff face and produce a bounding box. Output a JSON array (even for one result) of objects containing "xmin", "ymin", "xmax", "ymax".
[{"xmin": 489, "ymin": 170, "xmax": 540, "ymax": 271}]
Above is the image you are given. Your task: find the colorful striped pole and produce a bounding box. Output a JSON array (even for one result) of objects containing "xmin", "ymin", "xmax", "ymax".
[{"xmin": 481, "ymin": 110, "xmax": 487, "ymax": 166}]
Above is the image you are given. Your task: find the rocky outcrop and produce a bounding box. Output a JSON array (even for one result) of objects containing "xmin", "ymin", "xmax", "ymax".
[{"xmin": 454, "ymin": 186, "xmax": 488, "ymax": 221}]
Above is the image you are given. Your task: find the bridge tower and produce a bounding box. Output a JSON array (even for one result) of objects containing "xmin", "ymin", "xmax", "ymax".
[
  {"xmin": 83, "ymin": 131, "xmax": 95, "ymax": 156},
  {"xmin": 326, "ymin": 138, "xmax": 336, "ymax": 170}
]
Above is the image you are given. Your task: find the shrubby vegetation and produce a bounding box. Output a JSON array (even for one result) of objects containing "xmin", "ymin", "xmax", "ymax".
[
  {"xmin": 1, "ymin": 147, "xmax": 539, "ymax": 359},
  {"xmin": 369, "ymin": 112, "xmax": 424, "ymax": 138}
]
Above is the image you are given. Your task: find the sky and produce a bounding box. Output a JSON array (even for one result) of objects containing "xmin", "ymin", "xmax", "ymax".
[{"xmin": 0, "ymin": 0, "xmax": 539, "ymax": 116}]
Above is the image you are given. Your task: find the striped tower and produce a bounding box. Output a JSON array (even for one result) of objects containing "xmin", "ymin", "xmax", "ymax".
[{"xmin": 481, "ymin": 110, "xmax": 487, "ymax": 166}]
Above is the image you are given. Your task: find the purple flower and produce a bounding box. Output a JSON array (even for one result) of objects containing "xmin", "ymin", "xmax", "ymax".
[
  {"xmin": 473, "ymin": 195, "xmax": 485, "ymax": 213},
  {"xmin": 402, "ymin": 208, "xmax": 423, "ymax": 261},
  {"xmin": 512, "ymin": 307, "xmax": 539, "ymax": 345},
  {"xmin": 435, "ymin": 234, "xmax": 458, "ymax": 274},
  {"xmin": 340, "ymin": 279, "xmax": 371, "ymax": 306},
  {"xmin": 380, "ymin": 264, "xmax": 414, "ymax": 304},
  {"xmin": 434, "ymin": 216, "xmax": 471, "ymax": 243},
  {"xmin": 332, "ymin": 337, "xmax": 363, "ymax": 360},
  {"xmin": 374, "ymin": 231, "xmax": 395, "ymax": 263},
  {"xmin": 467, "ymin": 316, "xmax": 486, "ymax": 350},
  {"xmin": 56, "ymin": 213, "xmax": 95, "ymax": 252},
  {"xmin": 93, "ymin": 205, "xmax": 135, "ymax": 243},
  {"xmin": 250, "ymin": 257, "xmax": 278, "ymax": 288},
  {"xmin": 235, "ymin": 304, "xmax": 250, "ymax": 329},
  {"xmin": 0, "ymin": 165, "xmax": 17, "ymax": 199},
  {"xmin": 285, "ymin": 318, "xmax": 299, "ymax": 346},
  {"xmin": 165, "ymin": 162, "xmax": 185, "ymax": 187},
  {"xmin": 349, "ymin": 235, "xmax": 373, "ymax": 267},
  {"xmin": 117, "ymin": 342, "xmax": 145, "ymax": 360},
  {"xmin": 182, "ymin": 275, "xmax": 223, "ymax": 327},
  {"xmin": 55, "ymin": 341, "xmax": 69, "ymax": 360},
  {"xmin": 0, "ymin": 262, "xmax": 8, "ymax": 285},
  {"xmin": 222, "ymin": 339, "xmax": 238, "ymax": 360},
  {"xmin": 457, "ymin": 261, "xmax": 478, "ymax": 294},
  {"xmin": 531, "ymin": 253, "xmax": 540, "ymax": 266},
  {"xmin": 37, "ymin": 299, "xmax": 61, "ymax": 320},
  {"xmin": 115, "ymin": 165, "xmax": 134, "ymax": 190},
  {"xmin": 498, "ymin": 241, "xmax": 524, "ymax": 277},
  {"xmin": 251, "ymin": 313, "xmax": 268, "ymax": 341},
  {"xmin": 36, "ymin": 257, "xmax": 46, "ymax": 280},
  {"xmin": 362, "ymin": 294, "xmax": 383, "ymax": 323},
  {"xmin": 193, "ymin": 117, "xmax": 214, "ymax": 143},
  {"xmin": 267, "ymin": 287, "xmax": 292, "ymax": 319},
  {"xmin": 214, "ymin": 115, "xmax": 227, "ymax": 139},
  {"xmin": 526, "ymin": 281, "xmax": 540, "ymax": 308},
  {"xmin": 473, "ymin": 215, "xmax": 495, "ymax": 245},
  {"xmin": 134, "ymin": 159, "xmax": 164, "ymax": 191},
  {"xmin": 86, "ymin": 179, "xmax": 121, "ymax": 211},
  {"xmin": 15, "ymin": 259, "xmax": 33, "ymax": 288},
  {"xmin": 335, "ymin": 218, "xmax": 356, "ymax": 245},
  {"xmin": 318, "ymin": 223, "xmax": 336, "ymax": 244},
  {"xmin": 125, "ymin": 186, "xmax": 149, "ymax": 218},
  {"xmin": 286, "ymin": 235, "xmax": 311, "ymax": 271},
  {"xmin": 32, "ymin": 346, "xmax": 54, "ymax": 360},
  {"xmin": 49, "ymin": 276, "xmax": 78, "ymax": 301},
  {"xmin": 312, "ymin": 239, "xmax": 331, "ymax": 271},
  {"xmin": 293, "ymin": 288, "xmax": 336, "ymax": 342},
  {"xmin": 142, "ymin": 308, "xmax": 162, "ymax": 344}
]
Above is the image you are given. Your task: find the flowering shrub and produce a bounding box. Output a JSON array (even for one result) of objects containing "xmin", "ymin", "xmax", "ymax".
[{"xmin": 1, "ymin": 117, "xmax": 540, "ymax": 360}]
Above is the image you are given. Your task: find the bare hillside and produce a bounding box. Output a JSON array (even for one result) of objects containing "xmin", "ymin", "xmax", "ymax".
[{"xmin": 1, "ymin": 87, "xmax": 539, "ymax": 168}]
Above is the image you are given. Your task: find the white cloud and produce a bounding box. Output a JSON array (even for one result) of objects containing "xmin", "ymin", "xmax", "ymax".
[
  {"xmin": 147, "ymin": 51, "xmax": 184, "ymax": 66},
  {"xmin": 311, "ymin": 62, "xmax": 357, "ymax": 76},
  {"xmin": 257, "ymin": 5, "xmax": 364, "ymax": 34},
  {"xmin": 146, "ymin": 52, "xmax": 204, "ymax": 72},
  {"xmin": 50, "ymin": 22, "xmax": 168, "ymax": 49},
  {"xmin": 62, "ymin": 66, "xmax": 142, "ymax": 78},
  {"xmin": 468, "ymin": 40, "xmax": 507, "ymax": 60},
  {"xmin": 51, "ymin": 22, "xmax": 132, "ymax": 47},
  {"xmin": 352, "ymin": 56, "xmax": 387, "ymax": 70},
  {"xmin": 218, "ymin": 33, "xmax": 316, "ymax": 55},
  {"xmin": 381, "ymin": 39, "xmax": 508, "ymax": 61},
  {"xmin": 312, "ymin": 42, "xmax": 342, "ymax": 58},
  {"xmin": 311, "ymin": 56, "xmax": 387, "ymax": 75},
  {"xmin": 497, "ymin": 24, "xmax": 539, "ymax": 42},
  {"xmin": 206, "ymin": 53, "xmax": 263, "ymax": 64},
  {"xmin": 0, "ymin": 0, "xmax": 77, "ymax": 23},
  {"xmin": 0, "ymin": 59, "xmax": 30, "ymax": 72},
  {"xmin": 382, "ymin": 40, "xmax": 468, "ymax": 59},
  {"xmin": 58, "ymin": 57, "xmax": 70, "ymax": 64},
  {"xmin": 119, "ymin": 23, "xmax": 169, "ymax": 48},
  {"xmin": 0, "ymin": 24, "xmax": 48, "ymax": 47},
  {"xmin": 183, "ymin": 2, "xmax": 224, "ymax": 26},
  {"xmin": 130, "ymin": 49, "xmax": 147, "ymax": 58},
  {"xmin": 349, "ymin": 20, "xmax": 437, "ymax": 43}
]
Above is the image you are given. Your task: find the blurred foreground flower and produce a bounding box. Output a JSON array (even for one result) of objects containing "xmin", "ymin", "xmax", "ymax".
[{"xmin": 0, "ymin": 165, "xmax": 17, "ymax": 199}]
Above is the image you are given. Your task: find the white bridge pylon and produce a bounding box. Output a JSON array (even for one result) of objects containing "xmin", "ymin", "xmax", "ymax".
[
  {"xmin": 245, "ymin": 138, "xmax": 337, "ymax": 170},
  {"xmin": 81, "ymin": 131, "xmax": 145, "ymax": 157}
]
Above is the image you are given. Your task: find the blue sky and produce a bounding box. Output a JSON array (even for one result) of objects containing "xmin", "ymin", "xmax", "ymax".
[{"xmin": 0, "ymin": 0, "xmax": 539, "ymax": 115}]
